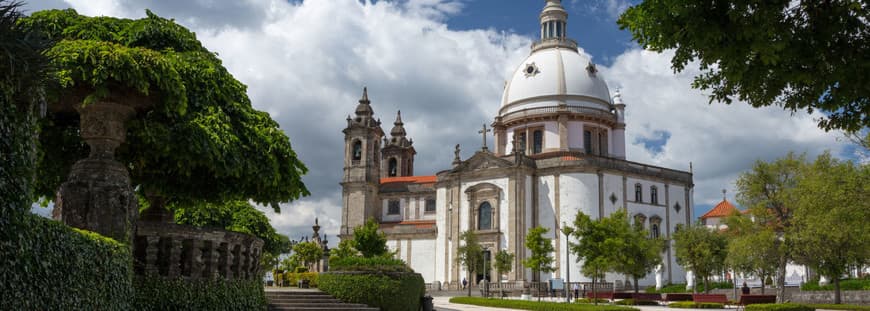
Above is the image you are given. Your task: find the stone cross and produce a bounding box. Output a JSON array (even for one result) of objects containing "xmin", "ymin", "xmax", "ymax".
[{"xmin": 479, "ymin": 123, "xmax": 491, "ymax": 151}]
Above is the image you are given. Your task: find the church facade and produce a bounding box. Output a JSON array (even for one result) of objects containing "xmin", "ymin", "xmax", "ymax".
[{"xmin": 340, "ymin": 0, "xmax": 694, "ymax": 289}]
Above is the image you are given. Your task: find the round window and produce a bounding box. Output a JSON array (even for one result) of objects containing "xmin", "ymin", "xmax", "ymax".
[{"xmin": 526, "ymin": 66, "xmax": 535, "ymax": 74}]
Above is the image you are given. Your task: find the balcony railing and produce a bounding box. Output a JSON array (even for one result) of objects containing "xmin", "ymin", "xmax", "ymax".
[
  {"xmin": 531, "ymin": 37, "xmax": 578, "ymax": 52},
  {"xmin": 500, "ymin": 105, "xmax": 615, "ymax": 124}
]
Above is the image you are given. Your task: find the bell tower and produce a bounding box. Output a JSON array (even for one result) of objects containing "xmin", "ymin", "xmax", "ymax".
[
  {"xmin": 381, "ymin": 110, "xmax": 416, "ymax": 177},
  {"xmin": 340, "ymin": 87, "xmax": 384, "ymax": 238}
]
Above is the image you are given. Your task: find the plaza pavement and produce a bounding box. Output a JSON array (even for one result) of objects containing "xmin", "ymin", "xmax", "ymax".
[{"xmin": 432, "ymin": 296, "xmax": 733, "ymax": 311}]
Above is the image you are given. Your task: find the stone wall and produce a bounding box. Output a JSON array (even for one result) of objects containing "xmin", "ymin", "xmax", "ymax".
[
  {"xmin": 133, "ymin": 221, "xmax": 263, "ymax": 280},
  {"xmin": 788, "ymin": 290, "xmax": 870, "ymax": 305}
]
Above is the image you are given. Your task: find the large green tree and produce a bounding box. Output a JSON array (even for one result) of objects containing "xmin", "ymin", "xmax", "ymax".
[
  {"xmin": 0, "ymin": 0, "xmax": 52, "ymax": 217},
  {"xmin": 735, "ymin": 152, "xmax": 805, "ymax": 301},
  {"xmin": 612, "ymin": 214, "xmax": 665, "ymax": 293},
  {"xmin": 352, "ymin": 218, "xmax": 389, "ymax": 258},
  {"xmin": 523, "ymin": 226, "xmax": 555, "ymax": 301},
  {"xmin": 673, "ymin": 224, "xmax": 728, "ymax": 294},
  {"xmin": 618, "ymin": 0, "xmax": 869, "ymax": 132},
  {"xmin": 292, "ymin": 241, "xmax": 324, "ymax": 271},
  {"xmin": 21, "ymin": 9, "xmax": 308, "ymax": 211},
  {"xmin": 571, "ymin": 211, "xmax": 617, "ymax": 304},
  {"xmin": 791, "ymin": 153, "xmax": 870, "ymax": 304},
  {"xmin": 455, "ymin": 230, "xmax": 483, "ymax": 297},
  {"xmin": 723, "ymin": 213, "xmax": 779, "ymax": 294}
]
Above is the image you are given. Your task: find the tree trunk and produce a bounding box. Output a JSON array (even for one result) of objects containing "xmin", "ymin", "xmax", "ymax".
[
  {"xmin": 634, "ymin": 276, "xmax": 639, "ymax": 293},
  {"xmin": 760, "ymin": 272, "xmax": 765, "ymax": 294},
  {"xmin": 834, "ymin": 277, "xmax": 841, "ymax": 304},
  {"xmin": 467, "ymin": 270, "xmax": 472, "ymax": 297},
  {"xmin": 704, "ymin": 276, "xmax": 710, "ymax": 294},
  {"xmin": 536, "ymin": 270, "xmax": 541, "ymax": 302},
  {"xmin": 776, "ymin": 255, "xmax": 787, "ymax": 303},
  {"xmin": 592, "ymin": 275, "xmax": 598, "ymax": 305}
]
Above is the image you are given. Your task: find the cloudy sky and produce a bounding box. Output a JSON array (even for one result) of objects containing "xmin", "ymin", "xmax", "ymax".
[{"xmin": 27, "ymin": 0, "xmax": 861, "ymax": 246}]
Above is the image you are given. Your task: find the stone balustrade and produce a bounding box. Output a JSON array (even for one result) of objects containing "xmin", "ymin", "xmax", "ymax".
[{"xmin": 133, "ymin": 221, "xmax": 264, "ymax": 280}]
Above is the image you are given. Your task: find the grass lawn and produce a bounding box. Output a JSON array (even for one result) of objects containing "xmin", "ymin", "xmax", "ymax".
[{"xmin": 448, "ymin": 297, "xmax": 639, "ymax": 311}]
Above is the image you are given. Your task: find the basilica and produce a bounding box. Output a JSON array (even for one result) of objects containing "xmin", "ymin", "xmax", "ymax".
[{"xmin": 340, "ymin": 0, "xmax": 693, "ymax": 289}]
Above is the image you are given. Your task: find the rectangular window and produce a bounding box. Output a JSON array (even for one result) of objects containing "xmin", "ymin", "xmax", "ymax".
[
  {"xmin": 425, "ymin": 199, "xmax": 436, "ymax": 213},
  {"xmin": 584, "ymin": 130, "xmax": 592, "ymax": 154},
  {"xmin": 532, "ymin": 130, "xmax": 543, "ymax": 154},
  {"xmin": 388, "ymin": 200, "xmax": 400, "ymax": 215}
]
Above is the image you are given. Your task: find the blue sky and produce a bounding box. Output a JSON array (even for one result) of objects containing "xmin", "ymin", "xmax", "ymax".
[{"xmin": 27, "ymin": 0, "xmax": 862, "ymax": 242}]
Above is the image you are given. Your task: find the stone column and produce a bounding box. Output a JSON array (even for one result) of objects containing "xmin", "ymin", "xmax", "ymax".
[{"xmin": 55, "ymin": 101, "xmax": 137, "ymax": 243}]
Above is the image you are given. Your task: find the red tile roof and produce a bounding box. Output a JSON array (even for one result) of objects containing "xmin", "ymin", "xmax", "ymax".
[
  {"xmin": 379, "ymin": 220, "xmax": 436, "ymax": 229},
  {"xmin": 379, "ymin": 175, "xmax": 437, "ymax": 184},
  {"xmin": 700, "ymin": 199, "xmax": 740, "ymax": 219}
]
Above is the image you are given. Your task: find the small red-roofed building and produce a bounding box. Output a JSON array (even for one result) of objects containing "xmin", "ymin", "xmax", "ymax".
[{"xmin": 700, "ymin": 198, "xmax": 741, "ymax": 230}]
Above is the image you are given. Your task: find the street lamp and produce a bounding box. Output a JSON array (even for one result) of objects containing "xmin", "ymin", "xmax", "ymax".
[
  {"xmin": 482, "ymin": 247, "xmax": 489, "ymax": 298},
  {"xmin": 561, "ymin": 222, "xmax": 574, "ymax": 303}
]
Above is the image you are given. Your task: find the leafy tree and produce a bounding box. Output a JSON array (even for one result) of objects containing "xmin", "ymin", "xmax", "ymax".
[
  {"xmin": 330, "ymin": 239, "xmax": 359, "ymax": 261},
  {"xmin": 172, "ymin": 200, "xmax": 290, "ymax": 257},
  {"xmin": 723, "ymin": 213, "xmax": 779, "ymax": 294},
  {"xmin": 570, "ymin": 211, "xmax": 616, "ymax": 305},
  {"xmin": 611, "ymin": 214, "xmax": 665, "ymax": 293},
  {"xmin": 455, "ymin": 230, "xmax": 483, "ymax": 297},
  {"xmin": 493, "ymin": 250, "xmax": 514, "ymax": 298},
  {"xmin": 736, "ymin": 152, "xmax": 805, "ymax": 301},
  {"xmin": 618, "ymin": 1, "xmax": 870, "ymax": 132},
  {"xmin": 791, "ymin": 153, "xmax": 870, "ymax": 304},
  {"xmin": 279, "ymin": 254, "xmax": 301, "ymax": 272},
  {"xmin": 523, "ymin": 226, "xmax": 555, "ymax": 301},
  {"xmin": 292, "ymin": 241, "xmax": 324, "ymax": 271},
  {"xmin": 0, "ymin": 0, "xmax": 52, "ymax": 217},
  {"xmin": 22, "ymin": 9, "xmax": 308, "ymax": 212},
  {"xmin": 673, "ymin": 224, "xmax": 728, "ymax": 294},
  {"xmin": 353, "ymin": 218, "xmax": 389, "ymax": 258}
]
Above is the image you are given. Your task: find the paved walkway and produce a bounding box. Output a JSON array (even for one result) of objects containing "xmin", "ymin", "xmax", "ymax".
[{"xmin": 432, "ymin": 296, "xmax": 731, "ymax": 311}]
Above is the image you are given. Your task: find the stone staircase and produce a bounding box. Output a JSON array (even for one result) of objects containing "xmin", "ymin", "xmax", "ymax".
[{"xmin": 265, "ymin": 288, "xmax": 378, "ymax": 311}]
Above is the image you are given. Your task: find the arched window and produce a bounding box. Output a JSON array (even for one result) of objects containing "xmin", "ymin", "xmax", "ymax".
[
  {"xmin": 634, "ymin": 183, "xmax": 642, "ymax": 202},
  {"xmin": 651, "ymin": 223, "xmax": 660, "ymax": 239},
  {"xmin": 478, "ymin": 202, "xmax": 492, "ymax": 230},
  {"xmin": 388, "ymin": 158, "xmax": 397, "ymax": 177},
  {"xmin": 649, "ymin": 216, "xmax": 662, "ymax": 239},
  {"xmin": 650, "ymin": 186, "xmax": 658, "ymax": 205},
  {"xmin": 352, "ymin": 140, "xmax": 362, "ymax": 161},
  {"xmin": 532, "ymin": 130, "xmax": 543, "ymax": 154},
  {"xmin": 634, "ymin": 214, "xmax": 646, "ymax": 230}
]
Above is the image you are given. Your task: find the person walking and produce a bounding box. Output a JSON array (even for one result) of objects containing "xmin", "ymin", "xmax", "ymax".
[{"xmin": 462, "ymin": 277, "xmax": 468, "ymax": 290}]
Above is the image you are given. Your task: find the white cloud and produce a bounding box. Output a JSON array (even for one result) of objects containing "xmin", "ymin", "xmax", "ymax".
[
  {"xmin": 572, "ymin": 0, "xmax": 632, "ymax": 21},
  {"xmin": 28, "ymin": 0, "xmax": 857, "ymax": 244}
]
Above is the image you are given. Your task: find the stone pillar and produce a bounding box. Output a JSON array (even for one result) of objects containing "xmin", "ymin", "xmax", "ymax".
[
  {"xmin": 145, "ymin": 236, "xmax": 160, "ymax": 275},
  {"xmin": 55, "ymin": 101, "xmax": 137, "ymax": 243}
]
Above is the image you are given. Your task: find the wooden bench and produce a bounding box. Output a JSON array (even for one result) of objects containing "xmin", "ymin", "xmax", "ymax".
[
  {"xmin": 692, "ymin": 294, "xmax": 728, "ymax": 304},
  {"xmin": 736, "ymin": 295, "xmax": 776, "ymax": 310},
  {"xmin": 664, "ymin": 293, "xmax": 693, "ymax": 302},
  {"xmin": 632, "ymin": 293, "xmax": 662, "ymax": 302},
  {"xmin": 586, "ymin": 292, "xmax": 613, "ymax": 300}
]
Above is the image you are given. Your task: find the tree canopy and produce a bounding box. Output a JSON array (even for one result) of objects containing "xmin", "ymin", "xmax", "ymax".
[
  {"xmin": 791, "ymin": 153, "xmax": 870, "ymax": 303},
  {"xmin": 618, "ymin": 0, "xmax": 870, "ymax": 132},
  {"xmin": 455, "ymin": 230, "xmax": 483, "ymax": 297},
  {"xmin": 673, "ymin": 223, "xmax": 728, "ymax": 294},
  {"xmin": 523, "ymin": 226, "xmax": 554, "ymax": 301},
  {"xmin": 292, "ymin": 241, "xmax": 324, "ymax": 271},
  {"xmin": 352, "ymin": 218, "xmax": 389, "ymax": 258},
  {"xmin": 21, "ymin": 9, "xmax": 308, "ymax": 209},
  {"xmin": 172, "ymin": 200, "xmax": 290, "ymax": 257}
]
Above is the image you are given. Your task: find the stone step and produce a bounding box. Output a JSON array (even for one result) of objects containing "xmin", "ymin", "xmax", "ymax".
[
  {"xmin": 269, "ymin": 307, "xmax": 378, "ymax": 311},
  {"xmin": 266, "ymin": 289, "xmax": 377, "ymax": 311},
  {"xmin": 268, "ymin": 296, "xmax": 341, "ymax": 301},
  {"xmin": 270, "ymin": 302, "xmax": 373, "ymax": 308}
]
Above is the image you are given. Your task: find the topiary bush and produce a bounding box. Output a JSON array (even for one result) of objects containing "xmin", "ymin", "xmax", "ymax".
[
  {"xmin": 329, "ymin": 256, "xmax": 411, "ymax": 272},
  {"xmin": 319, "ymin": 271, "xmax": 425, "ymax": 311},
  {"xmin": 133, "ymin": 275, "xmax": 266, "ymax": 311},
  {"xmin": 0, "ymin": 213, "xmax": 133, "ymax": 310},
  {"xmin": 284, "ymin": 272, "xmax": 319, "ymax": 287},
  {"xmin": 668, "ymin": 301, "xmax": 725, "ymax": 309},
  {"xmin": 745, "ymin": 303, "xmax": 815, "ymax": 311}
]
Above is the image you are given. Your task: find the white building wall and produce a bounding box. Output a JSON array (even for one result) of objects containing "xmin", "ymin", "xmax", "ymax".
[
  {"xmin": 557, "ymin": 173, "xmax": 597, "ymax": 282},
  {"xmin": 410, "ymin": 239, "xmax": 436, "ymax": 282},
  {"xmin": 435, "ymin": 187, "xmax": 448, "ymax": 284}
]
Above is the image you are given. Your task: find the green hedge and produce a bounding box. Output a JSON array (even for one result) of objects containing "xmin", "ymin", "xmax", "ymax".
[
  {"xmin": 450, "ymin": 297, "xmax": 638, "ymax": 310},
  {"xmin": 614, "ymin": 299, "xmax": 659, "ymax": 305},
  {"xmin": 329, "ymin": 256, "xmax": 411, "ymax": 272},
  {"xmin": 575, "ymin": 298, "xmax": 610, "ymax": 304},
  {"xmin": 133, "ymin": 275, "xmax": 266, "ymax": 311},
  {"xmin": 283, "ymin": 272, "xmax": 319, "ymax": 287},
  {"xmin": 801, "ymin": 279, "xmax": 870, "ymax": 291},
  {"xmin": 0, "ymin": 213, "xmax": 133, "ymax": 310},
  {"xmin": 745, "ymin": 303, "xmax": 815, "ymax": 311},
  {"xmin": 646, "ymin": 282, "xmax": 733, "ymax": 293},
  {"xmin": 667, "ymin": 301, "xmax": 724, "ymax": 309},
  {"xmin": 319, "ymin": 271, "xmax": 424, "ymax": 311}
]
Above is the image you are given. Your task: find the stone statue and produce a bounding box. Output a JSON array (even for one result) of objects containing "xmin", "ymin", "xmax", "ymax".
[
  {"xmin": 655, "ymin": 264, "xmax": 663, "ymax": 290},
  {"xmin": 686, "ymin": 270, "xmax": 695, "ymax": 291},
  {"xmin": 454, "ymin": 144, "xmax": 460, "ymax": 159}
]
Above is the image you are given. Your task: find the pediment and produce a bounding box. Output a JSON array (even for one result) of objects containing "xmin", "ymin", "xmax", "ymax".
[{"xmin": 452, "ymin": 151, "xmax": 514, "ymax": 172}]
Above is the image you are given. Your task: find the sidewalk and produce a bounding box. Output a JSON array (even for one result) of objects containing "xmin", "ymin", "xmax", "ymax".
[{"xmin": 432, "ymin": 296, "xmax": 731, "ymax": 311}]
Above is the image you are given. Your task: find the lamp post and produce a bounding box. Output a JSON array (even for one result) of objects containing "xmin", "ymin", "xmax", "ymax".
[{"xmin": 561, "ymin": 223, "xmax": 574, "ymax": 303}]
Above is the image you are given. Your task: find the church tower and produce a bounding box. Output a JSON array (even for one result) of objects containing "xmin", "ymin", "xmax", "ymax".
[
  {"xmin": 340, "ymin": 87, "xmax": 384, "ymax": 237},
  {"xmin": 381, "ymin": 111, "xmax": 416, "ymax": 177}
]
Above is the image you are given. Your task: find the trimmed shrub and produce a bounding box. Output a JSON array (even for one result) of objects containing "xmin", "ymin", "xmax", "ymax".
[
  {"xmin": 745, "ymin": 303, "xmax": 815, "ymax": 311},
  {"xmin": 0, "ymin": 213, "xmax": 133, "ymax": 310},
  {"xmin": 329, "ymin": 256, "xmax": 411, "ymax": 272},
  {"xmin": 133, "ymin": 275, "xmax": 266, "ymax": 311},
  {"xmin": 801, "ymin": 279, "xmax": 870, "ymax": 291},
  {"xmin": 575, "ymin": 298, "xmax": 610, "ymax": 304},
  {"xmin": 615, "ymin": 299, "xmax": 659, "ymax": 306},
  {"xmin": 668, "ymin": 301, "xmax": 724, "ymax": 309},
  {"xmin": 450, "ymin": 297, "xmax": 638, "ymax": 310},
  {"xmin": 319, "ymin": 271, "xmax": 424, "ymax": 311},
  {"xmin": 284, "ymin": 272, "xmax": 319, "ymax": 287},
  {"xmin": 647, "ymin": 282, "xmax": 733, "ymax": 293}
]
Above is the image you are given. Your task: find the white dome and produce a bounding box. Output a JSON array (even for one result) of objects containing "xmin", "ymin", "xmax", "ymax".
[{"xmin": 500, "ymin": 48, "xmax": 612, "ymax": 115}]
